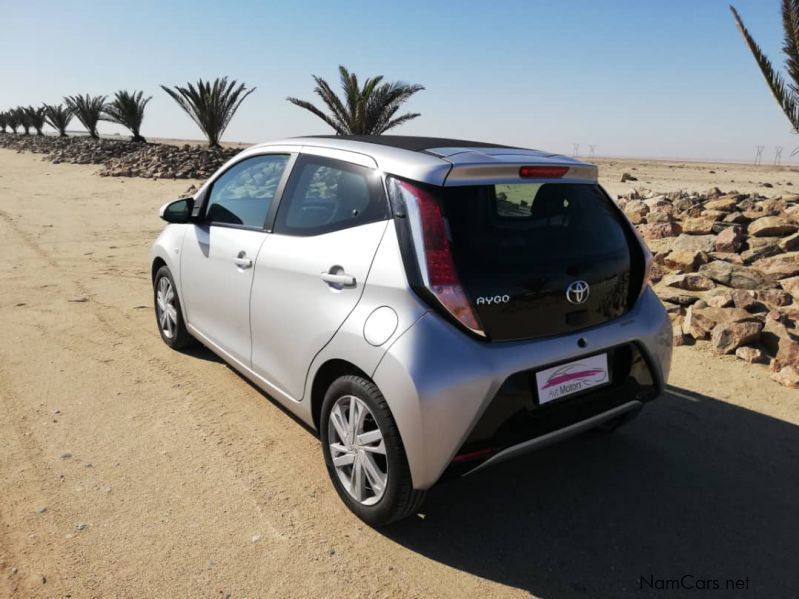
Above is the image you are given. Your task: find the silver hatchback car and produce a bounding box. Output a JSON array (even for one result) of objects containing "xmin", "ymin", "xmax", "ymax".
[{"xmin": 150, "ymin": 136, "xmax": 672, "ymax": 526}]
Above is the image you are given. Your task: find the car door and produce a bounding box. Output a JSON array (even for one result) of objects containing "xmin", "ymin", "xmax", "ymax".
[
  {"xmin": 180, "ymin": 153, "xmax": 292, "ymax": 365},
  {"xmin": 250, "ymin": 152, "xmax": 390, "ymax": 401}
]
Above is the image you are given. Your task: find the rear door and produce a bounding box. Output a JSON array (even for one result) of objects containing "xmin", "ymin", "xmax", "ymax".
[
  {"xmin": 250, "ymin": 152, "xmax": 389, "ymax": 400},
  {"xmin": 180, "ymin": 153, "xmax": 291, "ymax": 364}
]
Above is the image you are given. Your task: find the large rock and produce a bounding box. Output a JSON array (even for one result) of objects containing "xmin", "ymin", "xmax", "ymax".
[
  {"xmin": 771, "ymin": 365, "xmax": 799, "ymax": 388},
  {"xmin": 778, "ymin": 232, "xmax": 799, "ymax": 252},
  {"xmin": 698, "ymin": 260, "xmax": 767, "ymax": 289},
  {"xmin": 704, "ymin": 196, "xmax": 739, "ymax": 212},
  {"xmin": 664, "ymin": 273, "xmax": 715, "ymax": 291},
  {"xmin": 754, "ymin": 289, "xmax": 793, "ymax": 307},
  {"xmin": 682, "ymin": 217, "xmax": 717, "ymax": 235},
  {"xmin": 735, "ymin": 346, "xmax": 767, "ymax": 363},
  {"xmin": 740, "ymin": 243, "xmax": 781, "ymax": 265},
  {"xmin": 779, "ymin": 276, "xmax": 799, "ymax": 299},
  {"xmin": 713, "ymin": 226, "xmax": 745, "ymax": 252},
  {"xmin": 638, "ymin": 221, "xmax": 682, "ymax": 240},
  {"xmin": 623, "ymin": 200, "xmax": 648, "ymax": 224},
  {"xmin": 662, "ymin": 250, "xmax": 708, "ymax": 272},
  {"xmin": 710, "ymin": 321, "xmax": 763, "ymax": 354},
  {"xmin": 672, "ymin": 234, "xmax": 716, "ymax": 253},
  {"xmin": 752, "ymin": 253, "xmax": 799, "ymax": 280},
  {"xmin": 681, "ymin": 305, "xmax": 758, "ymax": 339},
  {"xmin": 747, "ymin": 216, "xmax": 799, "ymax": 238}
]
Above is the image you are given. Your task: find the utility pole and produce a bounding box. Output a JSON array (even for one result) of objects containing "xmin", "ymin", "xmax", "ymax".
[{"xmin": 588, "ymin": 144, "xmax": 596, "ymax": 159}]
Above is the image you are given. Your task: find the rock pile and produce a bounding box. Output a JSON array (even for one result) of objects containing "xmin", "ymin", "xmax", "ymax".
[
  {"xmin": 0, "ymin": 133, "xmax": 241, "ymax": 179},
  {"xmin": 618, "ymin": 187, "xmax": 799, "ymax": 388},
  {"xmin": 98, "ymin": 144, "xmax": 240, "ymax": 179}
]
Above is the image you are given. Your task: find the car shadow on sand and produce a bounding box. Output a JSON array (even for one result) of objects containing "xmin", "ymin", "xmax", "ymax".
[{"xmin": 382, "ymin": 387, "xmax": 799, "ymax": 598}]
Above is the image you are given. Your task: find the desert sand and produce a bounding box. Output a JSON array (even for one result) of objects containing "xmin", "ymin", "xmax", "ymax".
[{"xmin": 1, "ymin": 149, "xmax": 798, "ymax": 598}]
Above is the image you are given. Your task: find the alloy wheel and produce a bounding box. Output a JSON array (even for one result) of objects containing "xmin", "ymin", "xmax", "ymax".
[{"xmin": 327, "ymin": 394, "xmax": 388, "ymax": 505}]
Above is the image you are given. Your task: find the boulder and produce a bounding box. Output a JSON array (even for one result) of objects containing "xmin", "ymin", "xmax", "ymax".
[
  {"xmin": 735, "ymin": 346, "xmax": 767, "ymax": 364},
  {"xmin": 779, "ymin": 276, "xmax": 799, "ymax": 299},
  {"xmin": 713, "ymin": 226, "xmax": 745, "ymax": 253},
  {"xmin": 754, "ymin": 289, "xmax": 793, "ymax": 307},
  {"xmin": 682, "ymin": 305, "xmax": 757, "ymax": 339},
  {"xmin": 672, "ymin": 234, "xmax": 716, "ymax": 253},
  {"xmin": 771, "ymin": 365, "xmax": 799, "ymax": 388},
  {"xmin": 710, "ymin": 321, "xmax": 763, "ymax": 354},
  {"xmin": 706, "ymin": 289, "xmax": 734, "ymax": 308},
  {"xmin": 747, "ymin": 216, "xmax": 799, "ymax": 238},
  {"xmin": 704, "ymin": 197, "xmax": 739, "ymax": 212},
  {"xmin": 662, "ymin": 249, "xmax": 708, "ymax": 272},
  {"xmin": 740, "ymin": 243, "xmax": 781, "ymax": 265},
  {"xmin": 778, "ymin": 232, "xmax": 799, "ymax": 252},
  {"xmin": 698, "ymin": 260, "xmax": 767, "ymax": 290},
  {"xmin": 664, "ymin": 273, "xmax": 715, "ymax": 291},
  {"xmin": 623, "ymin": 200, "xmax": 648, "ymax": 224},
  {"xmin": 638, "ymin": 221, "xmax": 682, "ymax": 240},
  {"xmin": 752, "ymin": 253, "xmax": 799, "ymax": 280},
  {"xmin": 682, "ymin": 217, "xmax": 717, "ymax": 235}
]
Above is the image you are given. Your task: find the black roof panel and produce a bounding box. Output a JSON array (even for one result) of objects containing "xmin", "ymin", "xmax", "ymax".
[{"xmin": 299, "ymin": 135, "xmax": 517, "ymax": 152}]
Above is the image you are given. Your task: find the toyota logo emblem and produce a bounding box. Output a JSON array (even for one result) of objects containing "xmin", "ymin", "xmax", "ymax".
[{"xmin": 566, "ymin": 280, "xmax": 590, "ymax": 305}]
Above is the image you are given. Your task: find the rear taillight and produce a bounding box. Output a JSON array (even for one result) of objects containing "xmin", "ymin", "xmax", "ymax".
[{"xmin": 394, "ymin": 180, "xmax": 484, "ymax": 336}]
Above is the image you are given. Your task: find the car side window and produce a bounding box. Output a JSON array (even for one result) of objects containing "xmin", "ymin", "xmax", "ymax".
[
  {"xmin": 273, "ymin": 155, "xmax": 388, "ymax": 236},
  {"xmin": 204, "ymin": 154, "xmax": 289, "ymax": 229}
]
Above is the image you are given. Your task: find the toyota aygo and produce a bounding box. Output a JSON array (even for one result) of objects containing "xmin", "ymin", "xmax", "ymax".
[{"xmin": 150, "ymin": 136, "xmax": 672, "ymax": 526}]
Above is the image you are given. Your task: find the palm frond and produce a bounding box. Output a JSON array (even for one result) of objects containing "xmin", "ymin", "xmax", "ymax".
[
  {"xmin": 161, "ymin": 77, "xmax": 255, "ymax": 147},
  {"xmin": 731, "ymin": 5, "xmax": 799, "ymax": 132},
  {"xmin": 65, "ymin": 94, "xmax": 107, "ymax": 139},
  {"xmin": 287, "ymin": 66, "xmax": 424, "ymax": 135},
  {"xmin": 44, "ymin": 103, "xmax": 74, "ymax": 137},
  {"xmin": 103, "ymin": 90, "xmax": 151, "ymax": 142}
]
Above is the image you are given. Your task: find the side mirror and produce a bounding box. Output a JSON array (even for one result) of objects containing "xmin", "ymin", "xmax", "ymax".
[{"xmin": 159, "ymin": 197, "xmax": 194, "ymax": 223}]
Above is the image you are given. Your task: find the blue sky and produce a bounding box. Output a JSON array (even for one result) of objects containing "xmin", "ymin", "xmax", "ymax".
[{"xmin": 2, "ymin": 0, "xmax": 797, "ymax": 161}]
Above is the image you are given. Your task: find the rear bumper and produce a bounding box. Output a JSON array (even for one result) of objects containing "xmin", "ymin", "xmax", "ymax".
[
  {"xmin": 371, "ymin": 287, "xmax": 672, "ymax": 490},
  {"xmin": 463, "ymin": 400, "xmax": 643, "ymax": 476}
]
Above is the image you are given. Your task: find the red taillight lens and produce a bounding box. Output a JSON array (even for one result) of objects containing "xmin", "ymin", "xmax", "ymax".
[
  {"xmin": 519, "ymin": 165, "xmax": 569, "ymax": 178},
  {"xmin": 397, "ymin": 181, "xmax": 484, "ymax": 335}
]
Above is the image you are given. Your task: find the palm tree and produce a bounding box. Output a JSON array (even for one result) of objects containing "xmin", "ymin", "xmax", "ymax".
[
  {"xmin": 25, "ymin": 106, "xmax": 46, "ymax": 135},
  {"xmin": 44, "ymin": 103, "xmax": 74, "ymax": 137},
  {"xmin": 6, "ymin": 110, "xmax": 20, "ymax": 134},
  {"xmin": 287, "ymin": 65, "xmax": 424, "ymax": 135},
  {"xmin": 731, "ymin": 4, "xmax": 799, "ymax": 133},
  {"xmin": 65, "ymin": 94, "xmax": 106, "ymax": 139},
  {"xmin": 14, "ymin": 107, "xmax": 32, "ymax": 135},
  {"xmin": 103, "ymin": 90, "xmax": 151, "ymax": 142},
  {"xmin": 160, "ymin": 77, "xmax": 255, "ymax": 147},
  {"xmin": 0, "ymin": 112, "xmax": 7, "ymax": 133}
]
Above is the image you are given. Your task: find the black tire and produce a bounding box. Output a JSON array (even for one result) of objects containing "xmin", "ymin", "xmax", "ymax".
[
  {"xmin": 153, "ymin": 265, "xmax": 193, "ymax": 350},
  {"xmin": 320, "ymin": 375, "xmax": 425, "ymax": 527}
]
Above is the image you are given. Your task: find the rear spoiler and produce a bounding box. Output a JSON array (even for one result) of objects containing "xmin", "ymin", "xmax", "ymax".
[{"xmin": 443, "ymin": 163, "xmax": 598, "ymax": 186}]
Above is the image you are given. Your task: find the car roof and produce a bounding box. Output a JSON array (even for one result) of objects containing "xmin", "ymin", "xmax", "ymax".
[{"xmin": 249, "ymin": 135, "xmax": 597, "ymax": 186}]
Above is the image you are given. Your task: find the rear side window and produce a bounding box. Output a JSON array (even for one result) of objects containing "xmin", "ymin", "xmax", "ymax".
[
  {"xmin": 205, "ymin": 154, "xmax": 289, "ymax": 229},
  {"xmin": 274, "ymin": 155, "xmax": 388, "ymax": 236}
]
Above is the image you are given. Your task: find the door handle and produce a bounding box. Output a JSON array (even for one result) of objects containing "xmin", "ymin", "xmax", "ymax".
[
  {"xmin": 321, "ymin": 267, "xmax": 356, "ymax": 288},
  {"xmin": 234, "ymin": 251, "xmax": 253, "ymax": 269}
]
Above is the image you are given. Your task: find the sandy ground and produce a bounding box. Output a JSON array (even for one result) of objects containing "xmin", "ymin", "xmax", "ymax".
[{"xmin": 0, "ymin": 149, "xmax": 798, "ymax": 598}]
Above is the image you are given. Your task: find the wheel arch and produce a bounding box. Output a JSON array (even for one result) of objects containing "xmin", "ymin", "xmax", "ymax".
[{"xmin": 310, "ymin": 359, "xmax": 372, "ymax": 432}]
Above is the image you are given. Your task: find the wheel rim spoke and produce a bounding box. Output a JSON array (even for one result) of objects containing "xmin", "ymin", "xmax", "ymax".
[{"xmin": 328, "ymin": 394, "xmax": 388, "ymax": 506}]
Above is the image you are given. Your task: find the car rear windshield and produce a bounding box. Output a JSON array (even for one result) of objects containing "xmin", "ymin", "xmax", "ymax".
[{"xmin": 439, "ymin": 182, "xmax": 630, "ymax": 273}]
